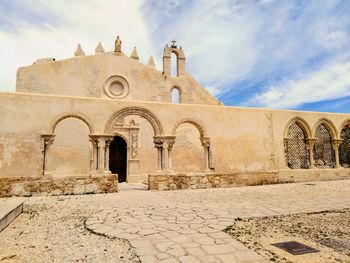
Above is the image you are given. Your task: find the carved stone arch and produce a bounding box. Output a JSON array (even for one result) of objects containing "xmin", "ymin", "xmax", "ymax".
[
  {"xmin": 50, "ymin": 112, "xmax": 94, "ymax": 134},
  {"xmin": 105, "ymin": 107, "xmax": 163, "ymax": 135},
  {"xmin": 284, "ymin": 117, "xmax": 312, "ymax": 139},
  {"xmin": 313, "ymin": 118, "xmax": 338, "ymax": 139},
  {"xmin": 172, "ymin": 118, "xmax": 206, "ymax": 138}
]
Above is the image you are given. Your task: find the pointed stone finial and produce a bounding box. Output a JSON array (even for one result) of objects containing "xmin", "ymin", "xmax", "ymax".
[
  {"xmin": 95, "ymin": 42, "xmax": 105, "ymax": 54},
  {"xmin": 147, "ymin": 56, "xmax": 156, "ymax": 68},
  {"xmin": 130, "ymin": 47, "xmax": 139, "ymax": 60},
  {"xmin": 114, "ymin": 36, "xmax": 122, "ymax": 54},
  {"xmin": 74, "ymin": 44, "xmax": 85, "ymax": 56}
]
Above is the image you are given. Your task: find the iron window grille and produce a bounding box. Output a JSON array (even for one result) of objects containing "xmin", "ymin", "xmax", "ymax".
[
  {"xmin": 314, "ymin": 124, "xmax": 335, "ymax": 168},
  {"xmin": 339, "ymin": 126, "xmax": 350, "ymax": 168},
  {"xmin": 285, "ymin": 122, "xmax": 310, "ymax": 169}
]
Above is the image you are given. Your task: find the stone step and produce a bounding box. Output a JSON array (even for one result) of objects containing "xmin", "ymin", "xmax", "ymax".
[{"xmin": 0, "ymin": 198, "xmax": 24, "ymax": 232}]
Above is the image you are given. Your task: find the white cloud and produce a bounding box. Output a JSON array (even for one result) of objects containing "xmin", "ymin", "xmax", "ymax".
[
  {"xmin": 247, "ymin": 60, "xmax": 350, "ymax": 109},
  {"xmin": 143, "ymin": 1, "xmax": 263, "ymax": 94},
  {"xmin": 1, "ymin": 0, "xmax": 350, "ymax": 112},
  {"xmin": 142, "ymin": 0, "xmax": 350, "ymax": 106},
  {"xmin": 0, "ymin": 0, "xmax": 155, "ymax": 91}
]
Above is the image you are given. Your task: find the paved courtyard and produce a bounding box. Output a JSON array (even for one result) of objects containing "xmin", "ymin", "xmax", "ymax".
[{"xmin": 1, "ymin": 179, "xmax": 350, "ymax": 262}]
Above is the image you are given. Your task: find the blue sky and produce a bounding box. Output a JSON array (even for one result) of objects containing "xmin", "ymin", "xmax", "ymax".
[{"xmin": 1, "ymin": 0, "xmax": 350, "ymax": 113}]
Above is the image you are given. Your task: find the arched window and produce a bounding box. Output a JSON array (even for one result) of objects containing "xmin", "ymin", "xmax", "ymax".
[
  {"xmin": 171, "ymin": 52, "xmax": 178, "ymax": 77},
  {"xmin": 314, "ymin": 124, "xmax": 335, "ymax": 168},
  {"xmin": 171, "ymin": 87, "xmax": 180, "ymax": 103},
  {"xmin": 285, "ymin": 122, "xmax": 310, "ymax": 169},
  {"xmin": 339, "ymin": 125, "xmax": 350, "ymax": 168}
]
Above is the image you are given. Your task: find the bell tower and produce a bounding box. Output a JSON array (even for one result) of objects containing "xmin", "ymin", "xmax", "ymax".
[{"xmin": 163, "ymin": 41, "xmax": 186, "ymax": 77}]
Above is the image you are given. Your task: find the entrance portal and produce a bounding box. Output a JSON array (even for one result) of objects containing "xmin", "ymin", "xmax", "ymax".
[{"xmin": 109, "ymin": 136, "xmax": 127, "ymax": 182}]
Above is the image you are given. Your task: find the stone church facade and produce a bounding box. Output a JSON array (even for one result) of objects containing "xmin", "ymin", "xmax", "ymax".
[{"xmin": 0, "ymin": 37, "xmax": 350, "ymax": 196}]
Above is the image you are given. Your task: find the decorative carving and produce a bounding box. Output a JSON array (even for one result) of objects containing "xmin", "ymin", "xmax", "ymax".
[
  {"xmin": 153, "ymin": 137, "xmax": 164, "ymax": 149},
  {"xmin": 332, "ymin": 139, "xmax": 343, "ymax": 150},
  {"xmin": 104, "ymin": 75, "xmax": 129, "ymax": 99},
  {"xmin": 114, "ymin": 36, "xmax": 122, "ymax": 53},
  {"xmin": 153, "ymin": 136, "xmax": 164, "ymax": 171},
  {"xmin": 89, "ymin": 135, "xmax": 98, "ymax": 146},
  {"xmin": 130, "ymin": 130, "xmax": 138, "ymax": 159},
  {"xmin": 200, "ymin": 136, "xmax": 210, "ymax": 148},
  {"xmin": 307, "ymin": 138, "xmax": 317, "ymax": 147},
  {"xmin": 41, "ymin": 134, "xmax": 55, "ymax": 146},
  {"xmin": 129, "ymin": 119, "xmax": 137, "ymax": 127},
  {"xmin": 105, "ymin": 107, "xmax": 163, "ymax": 135},
  {"xmin": 166, "ymin": 137, "xmax": 176, "ymax": 151}
]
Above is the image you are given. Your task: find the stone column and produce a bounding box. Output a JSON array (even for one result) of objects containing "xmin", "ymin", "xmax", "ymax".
[
  {"xmin": 89, "ymin": 136, "xmax": 98, "ymax": 173},
  {"xmin": 97, "ymin": 137, "xmax": 105, "ymax": 173},
  {"xmin": 153, "ymin": 137, "xmax": 164, "ymax": 173},
  {"xmin": 163, "ymin": 142, "xmax": 169, "ymax": 171},
  {"xmin": 283, "ymin": 138, "xmax": 289, "ymax": 168},
  {"xmin": 201, "ymin": 136, "xmax": 211, "ymax": 173},
  {"xmin": 104, "ymin": 137, "xmax": 113, "ymax": 173},
  {"xmin": 332, "ymin": 139, "xmax": 343, "ymax": 169},
  {"xmin": 41, "ymin": 134, "xmax": 55, "ymax": 175},
  {"xmin": 166, "ymin": 137, "xmax": 176, "ymax": 173},
  {"xmin": 307, "ymin": 138, "xmax": 317, "ymax": 168}
]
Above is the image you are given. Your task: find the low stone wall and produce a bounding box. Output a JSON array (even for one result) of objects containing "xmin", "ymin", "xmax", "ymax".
[
  {"xmin": 148, "ymin": 170, "xmax": 350, "ymax": 190},
  {"xmin": 0, "ymin": 174, "xmax": 118, "ymax": 197}
]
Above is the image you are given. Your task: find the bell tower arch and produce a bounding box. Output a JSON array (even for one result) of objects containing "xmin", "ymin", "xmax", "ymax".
[{"xmin": 163, "ymin": 41, "xmax": 186, "ymax": 77}]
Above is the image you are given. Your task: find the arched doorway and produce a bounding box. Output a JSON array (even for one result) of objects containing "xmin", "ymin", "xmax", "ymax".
[{"xmin": 109, "ymin": 136, "xmax": 127, "ymax": 182}]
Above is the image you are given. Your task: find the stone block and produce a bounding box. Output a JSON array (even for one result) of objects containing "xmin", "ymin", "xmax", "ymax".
[
  {"xmin": 0, "ymin": 199, "xmax": 24, "ymax": 232},
  {"xmin": 0, "ymin": 174, "xmax": 118, "ymax": 197}
]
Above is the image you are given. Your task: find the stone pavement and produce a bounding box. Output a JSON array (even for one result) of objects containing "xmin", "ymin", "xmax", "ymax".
[{"xmin": 86, "ymin": 181, "xmax": 350, "ymax": 263}]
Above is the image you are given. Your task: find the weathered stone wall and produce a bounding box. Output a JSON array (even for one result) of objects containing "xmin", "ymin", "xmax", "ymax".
[
  {"xmin": 48, "ymin": 118, "xmax": 91, "ymax": 175},
  {"xmin": 148, "ymin": 170, "xmax": 350, "ymax": 190},
  {"xmin": 1, "ymin": 92, "xmax": 350, "ymax": 185},
  {"xmin": 172, "ymin": 123, "xmax": 204, "ymax": 172},
  {"xmin": 0, "ymin": 174, "xmax": 117, "ymax": 197},
  {"xmin": 16, "ymin": 53, "xmax": 220, "ymax": 106}
]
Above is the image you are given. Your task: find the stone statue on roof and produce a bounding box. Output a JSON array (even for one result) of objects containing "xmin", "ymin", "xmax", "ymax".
[{"xmin": 114, "ymin": 36, "xmax": 122, "ymax": 53}]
